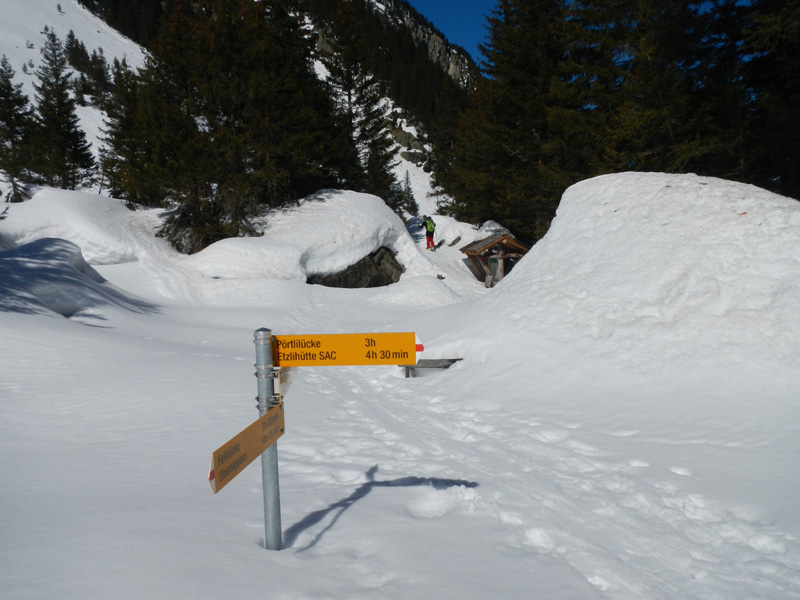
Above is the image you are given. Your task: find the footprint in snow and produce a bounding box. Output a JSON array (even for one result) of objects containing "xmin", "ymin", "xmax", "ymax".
[{"xmin": 669, "ymin": 466, "xmax": 693, "ymax": 476}]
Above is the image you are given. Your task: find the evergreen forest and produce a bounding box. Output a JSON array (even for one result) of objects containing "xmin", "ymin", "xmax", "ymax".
[
  {"xmin": 437, "ymin": 0, "xmax": 800, "ymax": 242},
  {"xmin": 1, "ymin": 0, "xmax": 798, "ymax": 250}
]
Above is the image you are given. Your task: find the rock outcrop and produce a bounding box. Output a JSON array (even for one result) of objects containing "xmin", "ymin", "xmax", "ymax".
[{"xmin": 306, "ymin": 246, "xmax": 404, "ymax": 288}]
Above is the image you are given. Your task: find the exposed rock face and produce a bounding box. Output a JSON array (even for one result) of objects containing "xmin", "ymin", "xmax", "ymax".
[
  {"xmin": 410, "ymin": 26, "xmax": 474, "ymax": 88},
  {"xmin": 392, "ymin": 128, "xmax": 426, "ymax": 151},
  {"xmin": 392, "ymin": 5, "xmax": 475, "ymax": 89},
  {"xmin": 306, "ymin": 246, "xmax": 405, "ymax": 288},
  {"xmin": 393, "ymin": 128, "xmax": 427, "ymax": 166},
  {"xmin": 400, "ymin": 150, "xmax": 425, "ymax": 165},
  {"xmin": 310, "ymin": 1, "xmax": 475, "ymax": 89}
]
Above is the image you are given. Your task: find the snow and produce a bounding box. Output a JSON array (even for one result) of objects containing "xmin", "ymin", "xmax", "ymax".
[
  {"xmin": 3, "ymin": 2, "xmax": 800, "ymax": 598},
  {"xmin": 0, "ymin": 0, "xmax": 146, "ymax": 100},
  {"xmin": 0, "ymin": 188, "xmax": 140, "ymax": 264},
  {"xmin": 2, "ymin": 172, "xmax": 800, "ymax": 600},
  {"xmin": 185, "ymin": 190, "xmax": 436, "ymax": 282},
  {"xmin": 0, "ymin": 0, "xmax": 147, "ymax": 163}
]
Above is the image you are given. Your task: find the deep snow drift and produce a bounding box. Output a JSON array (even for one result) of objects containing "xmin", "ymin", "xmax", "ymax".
[
  {"xmin": 2, "ymin": 172, "xmax": 800, "ymax": 599},
  {"xmin": 3, "ymin": 2, "xmax": 800, "ymax": 598}
]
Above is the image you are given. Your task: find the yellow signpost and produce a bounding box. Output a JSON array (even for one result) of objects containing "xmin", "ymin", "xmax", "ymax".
[
  {"xmin": 210, "ymin": 329, "xmax": 423, "ymax": 551},
  {"xmin": 208, "ymin": 402, "xmax": 285, "ymax": 494},
  {"xmin": 273, "ymin": 332, "xmax": 420, "ymax": 367}
]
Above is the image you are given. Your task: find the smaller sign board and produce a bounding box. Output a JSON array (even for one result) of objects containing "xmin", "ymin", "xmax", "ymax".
[
  {"xmin": 273, "ymin": 332, "xmax": 420, "ymax": 367},
  {"xmin": 208, "ymin": 403, "xmax": 285, "ymax": 494},
  {"xmin": 278, "ymin": 367, "xmax": 297, "ymax": 400}
]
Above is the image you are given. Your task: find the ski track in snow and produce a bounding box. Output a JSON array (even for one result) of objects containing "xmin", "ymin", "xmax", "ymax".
[
  {"xmin": 3, "ymin": 166, "xmax": 800, "ymax": 597},
  {"xmin": 279, "ymin": 364, "xmax": 800, "ymax": 599},
  {"xmin": 3, "ymin": 1, "xmax": 800, "ymax": 595},
  {"xmin": 119, "ymin": 209, "xmax": 204, "ymax": 303}
]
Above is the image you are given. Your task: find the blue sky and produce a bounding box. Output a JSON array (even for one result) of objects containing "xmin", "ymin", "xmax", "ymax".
[{"xmin": 405, "ymin": 0, "xmax": 497, "ymax": 63}]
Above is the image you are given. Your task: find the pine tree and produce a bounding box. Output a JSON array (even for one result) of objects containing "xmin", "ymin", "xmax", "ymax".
[
  {"xmin": 32, "ymin": 31, "xmax": 95, "ymax": 189},
  {"xmin": 86, "ymin": 49, "xmax": 112, "ymax": 109},
  {"xmin": 399, "ymin": 169, "xmax": 418, "ymax": 215},
  {"xmin": 100, "ymin": 58, "xmax": 175, "ymax": 205},
  {"xmin": 0, "ymin": 56, "xmax": 35, "ymax": 202},
  {"xmin": 581, "ymin": 0, "xmax": 753, "ymax": 179},
  {"xmin": 685, "ymin": 0, "xmax": 750, "ymax": 178},
  {"xmin": 442, "ymin": 0, "xmax": 576, "ymax": 242},
  {"xmin": 120, "ymin": 0, "xmax": 360, "ymax": 252},
  {"xmin": 442, "ymin": 0, "xmax": 769, "ymax": 240},
  {"xmin": 65, "ymin": 30, "xmax": 90, "ymax": 73},
  {"xmin": 601, "ymin": 1, "xmax": 699, "ymax": 171},
  {"xmin": 325, "ymin": 0, "xmax": 400, "ymax": 208},
  {"xmin": 76, "ymin": 0, "xmax": 169, "ymax": 47},
  {"xmin": 744, "ymin": 0, "xmax": 800, "ymax": 198}
]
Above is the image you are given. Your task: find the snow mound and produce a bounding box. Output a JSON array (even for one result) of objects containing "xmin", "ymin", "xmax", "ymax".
[
  {"xmin": 0, "ymin": 237, "xmax": 156, "ymax": 319},
  {"xmin": 0, "ymin": 187, "xmax": 475, "ymax": 307},
  {"xmin": 0, "ymin": 189, "xmax": 142, "ymax": 264},
  {"xmin": 420, "ymin": 214, "xmax": 481, "ymax": 247},
  {"xmin": 186, "ymin": 189, "xmax": 435, "ymax": 281},
  {"xmin": 446, "ymin": 172, "xmax": 800, "ymax": 369}
]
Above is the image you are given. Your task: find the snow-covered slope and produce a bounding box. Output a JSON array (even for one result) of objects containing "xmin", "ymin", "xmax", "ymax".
[
  {"xmin": 0, "ymin": 0, "xmax": 147, "ymax": 168},
  {"xmin": 2, "ymin": 173, "xmax": 800, "ymax": 599},
  {"xmin": 0, "ymin": 0, "xmax": 448, "ymax": 216},
  {"xmin": 440, "ymin": 172, "xmax": 800, "ymax": 367},
  {"xmin": 0, "ymin": 187, "xmax": 480, "ymax": 307},
  {"xmin": 0, "ymin": 0, "xmax": 146, "ymax": 97}
]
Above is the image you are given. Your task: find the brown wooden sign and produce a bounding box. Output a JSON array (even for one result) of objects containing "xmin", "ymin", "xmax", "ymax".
[{"xmin": 208, "ymin": 403, "xmax": 285, "ymax": 493}]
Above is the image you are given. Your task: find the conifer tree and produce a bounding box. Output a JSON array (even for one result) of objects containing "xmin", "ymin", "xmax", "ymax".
[
  {"xmin": 399, "ymin": 169, "xmax": 418, "ymax": 215},
  {"xmin": 602, "ymin": 1, "xmax": 700, "ymax": 171},
  {"xmin": 65, "ymin": 31, "xmax": 90, "ymax": 73},
  {"xmin": 325, "ymin": 0, "xmax": 400, "ymax": 209},
  {"xmin": 85, "ymin": 49, "xmax": 112, "ymax": 109},
  {"xmin": 686, "ymin": 0, "xmax": 750, "ymax": 178},
  {"xmin": 0, "ymin": 56, "xmax": 35, "ymax": 202},
  {"xmin": 442, "ymin": 0, "xmax": 771, "ymax": 239},
  {"xmin": 65, "ymin": 31, "xmax": 110, "ymax": 108},
  {"xmin": 744, "ymin": 0, "xmax": 800, "ymax": 198},
  {"xmin": 32, "ymin": 31, "xmax": 95, "ymax": 189},
  {"xmin": 443, "ymin": 0, "xmax": 575, "ymax": 242},
  {"xmin": 575, "ymin": 0, "xmax": 750, "ymax": 178},
  {"xmin": 120, "ymin": 0, "xmax": 360, "ymax": 252},
  {"xmin": 101, "ymin": 58, "xmax": 176, "ymax": 205}
]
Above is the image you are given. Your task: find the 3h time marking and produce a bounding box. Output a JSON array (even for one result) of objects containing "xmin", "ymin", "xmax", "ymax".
[{"xmin": 365, "ymin": 337, "xmax": 409, "ymax": 361}]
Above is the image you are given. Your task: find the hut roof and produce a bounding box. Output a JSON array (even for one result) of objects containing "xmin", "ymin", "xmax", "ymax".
[{"xmin": 460, "ymin": 233, "xmax": 530, "ymax": 255}]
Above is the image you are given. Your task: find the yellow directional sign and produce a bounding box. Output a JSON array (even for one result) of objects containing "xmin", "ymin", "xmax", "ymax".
[
  {"xmin": 273, "ymin": 332, "xmax": 420, "ymax": 367},
  {"xmin": 208, "ymin": 403, "xmax": 285, "ymax": 494}
]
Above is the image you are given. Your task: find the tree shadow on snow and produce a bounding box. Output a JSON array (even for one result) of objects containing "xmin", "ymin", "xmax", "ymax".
[
  {"xmin": 282, "ymin": 465, "xmax": 479, "ymax": 551},
  {"xmin": 406, "ymin": 215, "xmax": 427, "ymax": 246}
]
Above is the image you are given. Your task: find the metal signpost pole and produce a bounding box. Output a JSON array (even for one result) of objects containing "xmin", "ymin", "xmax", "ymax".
[{"xmin": 254, "ymin": 328, "xmax": 282, "ymax": 550}]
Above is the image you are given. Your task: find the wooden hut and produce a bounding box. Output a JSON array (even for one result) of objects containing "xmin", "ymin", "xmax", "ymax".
[{"xmin": 460, "ymin": 233, "xmax": 530, "ymax": 287}]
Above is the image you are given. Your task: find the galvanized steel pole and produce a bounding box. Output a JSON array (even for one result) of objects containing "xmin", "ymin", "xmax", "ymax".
[{"xmin": 254, "ymin": 328, "xmax": 282, "ymax": 550}]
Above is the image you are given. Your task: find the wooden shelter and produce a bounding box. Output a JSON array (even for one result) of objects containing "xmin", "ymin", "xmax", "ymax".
[{"xmin": 460, "ymin": 233, "xmax": 530, "ymax": 287}]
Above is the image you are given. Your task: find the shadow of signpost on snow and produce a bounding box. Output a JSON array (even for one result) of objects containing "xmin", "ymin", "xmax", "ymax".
[{"xmin": 283, "ymin": 465, "xmax": 479, "ymax": 551}]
